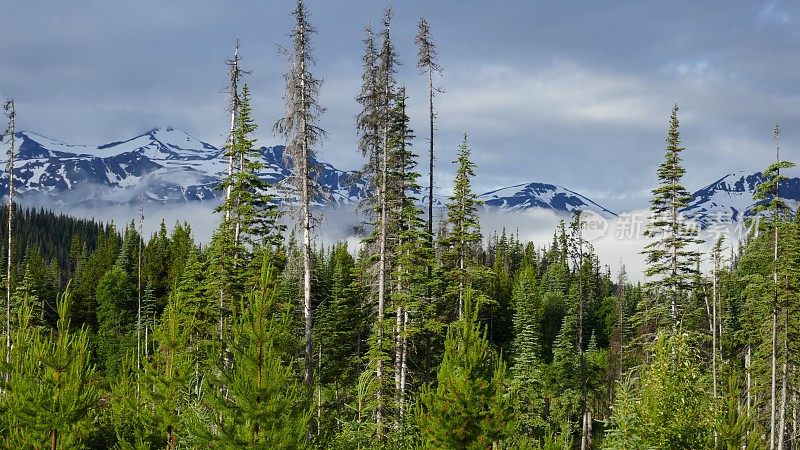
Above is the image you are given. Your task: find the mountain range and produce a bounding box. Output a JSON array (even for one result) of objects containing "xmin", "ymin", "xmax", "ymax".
[{"xmin": 2, "ymin": 127, "xmax": 796, "ymax": 226}]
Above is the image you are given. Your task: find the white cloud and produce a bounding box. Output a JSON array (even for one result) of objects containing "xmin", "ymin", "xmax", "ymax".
[
  {"xmin": 759, "ymin": 4, "xmax": 791, "ymax": 24},
  {"xmin": 439, "ymin": 61, "xmax": 669, "ymax": 135}
]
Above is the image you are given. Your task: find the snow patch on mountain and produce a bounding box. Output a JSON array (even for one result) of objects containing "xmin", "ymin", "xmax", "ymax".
[
  {"xmin": 682, "ymin": 171, "xmax": 800, "ymax": 228},
  {"xmin": 479, "ymin": 182, "xmax": 618, "ymax": 218},
  {"xmin": 3, "ymin": 127, "xmax": 615, "ymax": 217}
]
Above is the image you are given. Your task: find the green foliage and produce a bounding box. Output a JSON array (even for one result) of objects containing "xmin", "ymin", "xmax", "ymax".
[
  {"xmin": 1, "ymin": 289, "xmax": 99, "ymax": 448},
  {"xmin": 217, "ymin": 83, "xmax": 282, "ymax": 249},
  {"xmin": 716, "ymin": 369, "xmax": 761, "ymax": 450},
  {"xmin": 604, "ymin": 332, "xmax": 713, "ymax": 449},
  {"xmin": 511, "ymin": 265, "xmax": 546, "ymax": 438},
  {"xmin": 96, "ymin": 265, "xmax": 135, "ymax": 374},
  {"xmin": 440, "ymin": 134, "xmax": 487, "ymax": 319},
  {"xmin": 641, "ymin": 104, "xmax": 701, "ymax": 331},
  {"xmin": 191, "ymin": 258, "xmax": 310, "ymax": 447},
  {"xmin": 418, "ymin": 289, "xmax": 514, "ymax": 449}
]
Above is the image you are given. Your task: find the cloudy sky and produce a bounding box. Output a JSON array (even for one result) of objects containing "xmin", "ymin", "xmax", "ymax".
[{"xmin": 2, "ymin": 0, "xmax": 799, "ymax": 211}]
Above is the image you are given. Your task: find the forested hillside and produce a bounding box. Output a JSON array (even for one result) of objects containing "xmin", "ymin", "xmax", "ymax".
[{"xmin": 1, "ymin": 1, "xmax": 797, "ymax": 449}]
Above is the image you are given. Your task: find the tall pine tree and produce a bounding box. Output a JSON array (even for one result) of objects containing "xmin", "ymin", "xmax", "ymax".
[{"xmin": 641, "ymin": 104, "xmax": 700, "ymax": 333}]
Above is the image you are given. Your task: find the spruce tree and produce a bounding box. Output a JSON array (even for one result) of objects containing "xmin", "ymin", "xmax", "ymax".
[
  {"xmin": 414, "ymin": 17, "xmax": 442, "ymax": 242},
  {"xmin": 641, "ymin": 104, "xmax": 700, "ymax": 332},
  {"xmin": 217, "ymin": 84, "xmax": 281, "ymax": 249},
  {"xmin": 133, "ymin": 292, "xmax": 198, "ymax": 448},
  {"xmin": 222, "ymin": 39, "xmax": 247, "ymax": 220},
  {"xmin": 441, "ymin": 133, "xmax": 484, "ymax": 319},
  {"xmin": 386, "ymin": 89, "xmax": 433, "ymax": 429},
  {"xmin": 95, "ymin": 265, "xmax": 135, "ymax": 374},
  {"xmin": 354, "ymin": 7, "xmax": 400, "ymax": 439},
  {"xmin": 751, "ymin": 123, "xmax": 795, "ymax": 449},
  {"xmin": 314, "ymin": 242, "xmax": 367, "ymax": 440},
  {"xmin": 274, "ymin": 0, "xmax": 326, "ymax": 389},
  {"xmin": 510, "ymin": 264, "xmax": 545, "ymax": 439}
]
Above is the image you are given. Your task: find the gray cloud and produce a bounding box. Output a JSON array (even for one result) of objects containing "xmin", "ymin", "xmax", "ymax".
[{"xmin": 2, "ymin": 0, "xmax": 800, "ymax": 214}]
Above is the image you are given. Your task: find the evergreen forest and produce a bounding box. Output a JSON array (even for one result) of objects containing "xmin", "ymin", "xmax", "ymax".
[{"xmin": 1, "ymin": 2, "xmax": 797, "ymax": 449}]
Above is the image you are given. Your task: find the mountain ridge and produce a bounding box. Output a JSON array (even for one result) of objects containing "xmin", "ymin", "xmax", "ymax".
[{"xmin": 4, "ymin": 127, "xmax": 792, "ymax": 225}]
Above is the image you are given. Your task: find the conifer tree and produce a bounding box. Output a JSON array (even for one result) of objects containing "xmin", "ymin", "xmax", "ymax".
[
  {"xmin": 605, "ymin": 332, "xmax": 713, "ymax": 449},
  {"xmin": 751, "ymin": 123, "xmax": 795, "ymax": 449},
  {"xmin": 4, "ymin": 289, "xmax": 99, "ymax": 449},
  {"xmin": 193, "ymin": 259, "xmax": 310, "ymax": 447},
  {"xmin": 133, "ymin": 292, "xmax": 198, "ymax": 448},
  {"xmin": 414, "ymin": 17, "xmax": 442, "ymax": 241},
  {"xmin": 315, "ymin": 242, "xmax": 367, "ymax": 437},
  {"xmin": 275, "ymin": 0, "xmax": 326, "ymax": 388},
  {"xmin": 611, "ymin": 265, "xmax": 629, "ymax": 384},
  {"xmin": 356, "ymin": 26, "xmax": 381, "ymax": 195},
  {"xmin": 223, "ymin": 39, "xmax": 248, "ymax": 220},
  {"xmin": 175, "ymin": 249, "xmax": 217, "ymax": 362},
  {"xmin": 385, "ymin": 89, "xmax": 433, "ymax": 429},
  {"xmin": 441, "ymin": 133, "xmax": 484, "ymax": 318},
  {"xmin": 375, "ymin": 9, "xmax": 398, "ymax": 438},
  {"xmin": 418, "ymin": 288, "xmax": 513, "ymax": 448},
  {"xmin": 569, "ymin": 212, "xmax": 591, "ymax": 450},
  {"xmin": 213, "ymin": 81, "xmax": 278, "ymax": 369},
  {"xmin": 206, "ymin": 221, "xmax": 237, "ymax": 366},
  {"xmin": 355, "ymin": 7, "xmax": 400, "ymax": 438},
  {"xmin": 511, "ymin": 264, "xmax": 545, "ymax": 439},
  {"xmin": 641, "ymin": 104, "xmax": 700, "ymax": 332},
  {"xmin": 96, "ymin": 265, "xmax": 135, "ymax": 373},
  {"xmin": 218, "ymin": 84, "xmax": 281, "ymax": 249},
  {"xmin": 710, "ymin": 236, "xmax": 725, "ymax": 402},
  {"xmin": 547, "ymin": 300, "xmax": 581, "ymax": 435},
  {"xmin": 142, "ymin": 280, "xmax": 156, "ymax": 359}
]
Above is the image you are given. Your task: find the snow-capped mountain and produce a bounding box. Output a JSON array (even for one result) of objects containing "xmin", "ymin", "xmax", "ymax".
[
  {"xmin": 1, "ymin": 128, "xmax": 617, "ymax": 217},
  {"xmin": 681, "ymin": 171, "xmax": 800, "ymax": 228},
  {"xmin": 4, "ymin": 127, "xmax": 368, "ymax": 207},
  {"xmin": 479, "ymin": 182, "xmax": 618, "ymax": 218},
  {"xmin": 8, "ymin": 128, "xmax": 798, "ymax": 228}
]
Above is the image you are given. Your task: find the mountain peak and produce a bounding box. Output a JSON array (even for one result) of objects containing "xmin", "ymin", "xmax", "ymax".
[
  {"xmin": 480, "ymin": 181, "xmax": 618, "ymax": 218},
  {"xmin": 10, "ymin": 128, "xmax": 621, "ymax": 217},
  {"xmin": 682, "ymin": 170, "xmax": 799, "ymax": 227}
]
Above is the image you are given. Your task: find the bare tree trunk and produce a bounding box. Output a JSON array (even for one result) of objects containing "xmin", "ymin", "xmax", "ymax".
[
  {"xmin": 771, "ymin": 304, "xmax": 778, "ymax": 450},
  {"xmin": 144, "ymin": 316, "xmax": 149, "ymax": 364},
  {"xmin": 792, "ymin": 389, "xmax": 797, "ymax": 443},
  {"xmin": 394, "ymin": 302, "xmax": 402, "ymax": 430},
  {"xmin": 671, "ymin": 197, "xmax": 678, "ymax": 331},
  {"xmin": 287, "ymin": 12, "xmax": 315, "ymax": 390},
  {"xmin": 137, "ymin": 200, "xmax": 144, "ymax": 372},
  {"xmin": 712, "ymin": 252, "xmax": 719, "ymax": 449},
  {"xmin": 712, "ymin": 253, "xmax": 718, "ymax": 401},
  {"xmin": 777, "ymin": 306, "xmax": 789, "ymax": 450},
  {"xmin": 224, "ymin": 40, "xmax": 241, "ymax": 222},
  {"xmin": 778, "ymin": 359, "xmax": 788, "ymax": 450},
  {"xmin": 770, "ymin": 223, "xmax": 779, "ymax": 450},
  {"xmin": 376, "ymin": 83, "xmax": 389, "ymax": 441},
  {"xmin": 4, "ymin": 100, "xmax": 14, "ymax": 368},
  {"xmin": 317, "ymin": 345, "xmax": 322, "ymax": 437},
  {"xmin": 400, "ymin": 310, "xmax": 408, "ymax": 422},
  {"xmin": 746, "ymin": 345, "xmax": 752, "ymax": 413},
  {"xmin": 219, "ymin": 286, "xmax": 225, "ymax": 366},
  {"xmin": 458, "ymin": 246, "xmax": 464, "ymax": 318},
  {"xmin": 576, "ymin": 221, "xmax": 589, "ymax": 450},
  {"xmin": 427, "ymin": 66, "xmax": 434, "ymax": 241}
]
